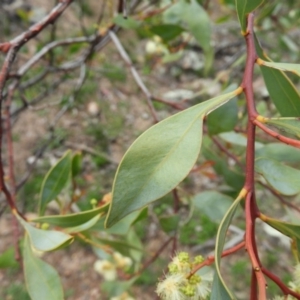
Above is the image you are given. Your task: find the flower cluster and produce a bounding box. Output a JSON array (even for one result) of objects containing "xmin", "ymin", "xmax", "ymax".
[
  {"xmin": 156, "ymin": 252, "xmax": 213, "ymax": 300},
  {"xmin": 94, "ymin": 252, "xmax": 133, "ymax": 281}
]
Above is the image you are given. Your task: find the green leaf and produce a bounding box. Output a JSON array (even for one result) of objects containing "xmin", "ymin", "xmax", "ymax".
[
  {"xmin": 255, "ymin": 158, "xmax": 300, "ymax": 196},
  {"xmin": 193, "ymin": 191, "xmax": 233, "ymax": 223},
  {"xmin": 105, "ymin": 89, "xmax": 240, "ymax": 227},
  {"xmin": 255, "ymin": 35, "xmax": 300, "ymax": 117},
  {"xmin": 207, "ymin": 98, "xmax": 238, "ymax": 135},
  {"xmin": 32, "ymin": 205, "xmax": 108, "ymax": 227},
  {"xmin": 159, "ymin": 215, "xmax": 180, "ymax": 233},
  {"xmin": 236, "ymin": 0, "xmax": 264, "ymax": 32},
  {"xmin": 263, "ymin": 117, "xmax": 300, "ymax": 139},
  {"xmin": 64, "ymin": 215, "xmax": 101, "ymax": 233},
  {"xmin": 113, "ymin": 15, "xmax": 140, "ymax": 29},
  {"xmin": 149, "ymin": 24, "xmax": 184, "ymax": 42},
  {"xmin": 16, "ymin": 213, "xmax": 73, "ymax": 252},
  {"xmin": 23, "ymin": 235, "xmax": 64, "ymax": 300},
  {"xmin": 0, "ymin": 247, "xmax": 19, "ymax": 269},
  {"xmin": 72, "ymin": 151, "xmax": 82, "ymax": 177},
  {"xmin": 255, "ymin": 143, "xmax": 300, "ymax": 164},
  {"xmin": 258, "ymin": 60, "xmax": 300, "ymax": 77},
  {"xmin": 39, "ymin": 151, "xmax": 72, "ymax": 215},
  {"xmin": 214, "ymin": 190, "xmax": 246, "ymax": 299},
  {"xmin": 261, "ymin": 215, "xmax": 300, "ymax": 240}
]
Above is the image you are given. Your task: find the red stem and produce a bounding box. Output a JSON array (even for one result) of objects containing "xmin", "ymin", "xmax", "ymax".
[
  {"xmin": 262, "ymin": 267, "xmax": 300, "ymax": 299},
  {"xmin": 254, "ymin": 120, "xmax": 300, "ymax": 148},
  {"xmin": 187, "ymin": 241, "xmax": 245, "ymax": 278},
  {"xmin": 242, "ymin": 14, "xmax": 266, "ymax": 299}
]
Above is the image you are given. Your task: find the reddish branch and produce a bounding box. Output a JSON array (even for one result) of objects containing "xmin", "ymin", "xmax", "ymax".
[
  {"xmin": 187, "ymin": 241, "xmax": 245, "ymax": 279},
  {"xmin": 241, "ymin": 14, "xmax": 266, "ymax": 299},
  {"xmin": 261, "ymin": 267, "xmax": 300, "ymax": 299},
  {"xmin": 254, "ymin": 119, "xmax": 300, "ymax": 149},
  {"xmin": 245, "ymin": 192, "xmax": 266, "ymax": 299}
]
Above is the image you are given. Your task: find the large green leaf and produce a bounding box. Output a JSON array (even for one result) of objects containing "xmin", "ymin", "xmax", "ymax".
[
  {"xmin": 193, "ymin": 191, "xmax": 233, "ymax": 223},
  {"xmin": 39, "ymin": 151, "xmax": 72, "ymax": 215},
  {"xmin": 32, "ymin": 205, "xmax": 108, "ymax": 227},
  {"xmin": 16, "ymin": 213, "xmax": 73, "ymax": 252},
  {"xmin": 257, "ymin": 60, "xmax": 300, "ymax": 77},
  {"xmin": 213, "ymin": 189, "xmax": 246, "ymax": 299},
  {"xmin": 235, "ymin": 0, "xmax": 264, "ymax": 32},
  {"xmin": 23, "ymin": 235, "xmax": 64, "ymax": 300},
  {"xmin": 255, "ymin": 143, "xmax": 300, "ymax": 164},
  {"xmin": 105, "ymin": 89, "xmax": 240, "ymax": 227},
  {"xmin": 255, "ymin": 158, "xmax": 300, "ymax": 196},
  {"xmin": 255, "ymin": 35, "xmax": 300, "ymax": 117},
  {"xmin": 263, "ymin": 117, "xmax": 300, "ymax": 139}
]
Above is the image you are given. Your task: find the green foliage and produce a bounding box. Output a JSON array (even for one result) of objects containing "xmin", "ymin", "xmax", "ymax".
[
  {"xmin": 212, "ymin": 190, "xmax": 246, "ymax": 299},
  {"xmin": 255, "ymin": 157, "xmax": 300, "ymax": 196},
  {"xmin": 255, "ymin": 36, "xmax": 300, "ymax": 117},
  {"xmin": 106, "ymin": 90, "xmax": 239, "ymax": 227},
  {"xmin": 39, "ymin": 151, "xmax": 72, "ymax": 215},
  {"xmin": 236, "ymin": 0, "xmax": 265, "ymax": 32},
  {"xmin": 16, "ymin": 213, "xmax": 74, "ymax": 252},
  {"xmin": 3, "ymin": 0, "xmax": 300, "ymax": 299},
  {"xmin": 23, "ymin": 235, "xmax": 64, "ymax": 300}
]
